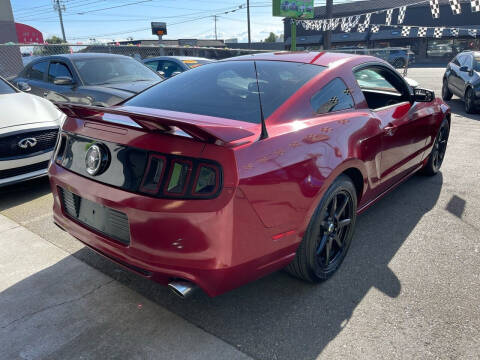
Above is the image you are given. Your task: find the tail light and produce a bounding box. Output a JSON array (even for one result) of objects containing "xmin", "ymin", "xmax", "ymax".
[{"xmin": 140, "ymin": 154, "xmax": 222, "ymax": 199}]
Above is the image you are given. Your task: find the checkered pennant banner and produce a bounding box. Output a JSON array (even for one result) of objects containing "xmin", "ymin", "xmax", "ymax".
[
  {"xmin": 364, "ymin": 13, "xmax": 371, "ymax": 26},
  {"xmin": 468, "ymin": 29, "xmax": 477, "ymax": 37},
  {"xmin": 330, "ymin": 18, "xmax": 340, "ymax": 31},
  {"xmin": 449, "ymin": 0, "xmax": 462, "ymax": 14},
  {"xmin": 451, "ymin": 28, "xmax": 459, "ymax": 36},
  {"xmin": 401, "ymin": 26, "xmax": 411, "ymax": 37},
  {"xmin": 357, "ymin": 22, "xmax": 369, "ymax": 32},
  {"xmin": 417, "ymin": 27, "xmax": 427, "ymax": 37},
  {"xmin": 434, "ymin": 27, "xmax": 444, "ymax": 38},
  {"xmin": 371, "ymin": 24, "xmax": 380, "ymax": 33},
  {"xmin": 471, "ymin": 0, "xmax": 480, "ymax": 12},
  {"xmin": 397, "ymin": 6, "xmax": 407, "ymax": 24},
  {"xmin": 430, "ymin": 0, "xmax": 440, "ymax": 18},
  {"xmin": 322, "ymin": 19, "xmax": 330, "ymax": 31},
  {"xmin": 385, "ymin": 9, "xmax": 393, "ymax": 25}
]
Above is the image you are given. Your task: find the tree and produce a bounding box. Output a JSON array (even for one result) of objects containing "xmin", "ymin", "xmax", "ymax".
[
  {"xmin": 45, "ymin": 36, "xmax": 64, "ymax": 44},
  {"xmin": 264, "ymin": 32, "xmax": 277, "ymax": 43}
]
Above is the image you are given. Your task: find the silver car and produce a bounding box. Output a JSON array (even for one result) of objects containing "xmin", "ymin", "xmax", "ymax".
[{"xmin": 0, "ymin": 76, "xmax": 65, "ymax": 187}]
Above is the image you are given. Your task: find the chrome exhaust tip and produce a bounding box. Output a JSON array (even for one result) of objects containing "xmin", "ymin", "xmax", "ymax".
[{"xmin": 168, "ymin": 280, "xmax": 197, "ymax": 299}]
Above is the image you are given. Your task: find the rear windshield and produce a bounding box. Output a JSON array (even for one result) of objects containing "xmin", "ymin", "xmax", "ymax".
[
  {"xmin": 0, "ymin": 78, "xmax": 15, "ymax": 95},
  {"xmin": 474, "ymin": 57, "xmax": 480, "ymax": 71},
  {"xmin": 74, "ymin": 57, "xmax": 159, "ymax": 85},
  {"xmin": 182, "ymin": 59, "xmax": 214, "ymax": 69},
  {"xmin": 125, "ymin": 60, "xmax": 325, "ymax": 123}
]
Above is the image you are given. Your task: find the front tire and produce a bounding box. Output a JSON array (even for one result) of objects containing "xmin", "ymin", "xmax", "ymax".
[
  {"xmin": 422, "ymin": 118, "xmax": 450, "ymax": 176},
  {"xmin": 286, "ymin": 175, "xmax": 357, "ymax": 282},
  {"xmin": 465, "ymin": 88, "xmax": 476, "ymax": 114},
  {"xmin": 442, "ymin": 79, "xmax": 453, "ymax": 101}
]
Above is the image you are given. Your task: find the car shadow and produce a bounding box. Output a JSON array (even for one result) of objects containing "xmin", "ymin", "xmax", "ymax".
[
  {"xmin": 0, "ymin": 176, "xmax": 51, "ymax": 212},
  {"xmin": 444, "ymin": 98, "xmax": 480, "ymax": 121},
  {"xmin": 64, "ymin": 172, "xmax": 443, "ymax": 360}
]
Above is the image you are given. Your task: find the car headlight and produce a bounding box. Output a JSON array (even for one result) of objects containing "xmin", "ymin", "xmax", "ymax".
[{"xmin": 58, "ymin": 113, "xmax": 67, "ymax": 128}]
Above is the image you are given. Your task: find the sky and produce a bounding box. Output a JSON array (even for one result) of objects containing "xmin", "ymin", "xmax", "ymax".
[{"xmin": 10, "ymin": 0, "xmax": 287, "ymax": 43}]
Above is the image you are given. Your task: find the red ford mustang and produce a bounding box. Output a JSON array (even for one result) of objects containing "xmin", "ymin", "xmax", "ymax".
[{"xmin": 49, "ymin": 52, "xmax": 450, "ymax": 298}]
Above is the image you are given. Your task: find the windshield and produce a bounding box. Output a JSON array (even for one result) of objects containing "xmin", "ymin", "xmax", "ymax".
[
  {"xmin": 182, "ymin": 59, "xmax": 214, "ymax": 69},
  {"xmin": 0, "ymin": 78, "xmax": 16, "ymax": 95},
  {"xmin": 125, "ymin": 60, "xmax": 325, "ymax": 123},
  {"xmin": 74, "ymin": 57, "xmax": 159, "ymax": 85}
]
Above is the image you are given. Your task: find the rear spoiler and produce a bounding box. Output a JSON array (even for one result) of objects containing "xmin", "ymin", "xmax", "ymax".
[{"xmin": 55, "ymin": 103, "xmax": 256, "ymax": 145}]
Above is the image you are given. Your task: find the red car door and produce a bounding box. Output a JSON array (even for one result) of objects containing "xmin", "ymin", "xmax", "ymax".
[{"xmin": 354, "ymin": 66, "xmax": 428, "ymax": 192}]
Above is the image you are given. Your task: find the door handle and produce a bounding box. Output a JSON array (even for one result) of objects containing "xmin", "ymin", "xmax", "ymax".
[{"xmin": 384, "ymin": 123, "xmax": 396, "ymax": 136}]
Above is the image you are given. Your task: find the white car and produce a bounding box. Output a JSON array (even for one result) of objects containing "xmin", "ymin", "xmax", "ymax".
[{"xmin": 0, "ymin": 76, "xmax": 65, "ymax": 187}]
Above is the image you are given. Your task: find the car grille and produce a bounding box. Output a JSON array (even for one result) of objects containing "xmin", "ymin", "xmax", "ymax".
[
  {"xmin": 58, "ymin": 187, "xmax": 131, "ymax": 246},
  {"xmin": 0, "ymin": 160, "xmax": 49, "ymax": 180},
  {"xmin": 0, "ymin": 128, "xmax": 59, "ymax": 159}
]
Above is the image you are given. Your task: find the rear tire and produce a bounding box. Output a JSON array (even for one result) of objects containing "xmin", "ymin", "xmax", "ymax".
[
  {"xmin": 442, "ymin": 79, "xmax": 453, "ymax": 101},
  {"xmin": 285, "ymin": 175, "xmax": 357, "ymax": 282},
  {"xmin": 422, "ymin": 118, "xmax": 450, "ymax": 176},
  {"xmin": 465, "ymin": 88, "xmax": 476, "ymax": 114}
]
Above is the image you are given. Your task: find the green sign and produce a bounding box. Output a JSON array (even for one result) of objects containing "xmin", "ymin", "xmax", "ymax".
[{"xmin": 272, "ymin": 0, "xmax": 314, "ymax": 19}]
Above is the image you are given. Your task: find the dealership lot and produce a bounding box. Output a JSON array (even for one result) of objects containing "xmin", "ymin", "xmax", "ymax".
[{"xmin": 1, "ymin": 67, "xmax": 479, "ymax": 359}]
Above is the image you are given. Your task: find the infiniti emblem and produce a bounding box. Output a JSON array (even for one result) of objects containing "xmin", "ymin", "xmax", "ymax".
[{"xmin": 18, "ymin": 137, "xmax": 37, "ymax": 149}]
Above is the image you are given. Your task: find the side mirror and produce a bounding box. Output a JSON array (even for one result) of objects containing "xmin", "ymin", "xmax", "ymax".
[
  {"xmin": 17, "ymin": 81, "xmax": 31, "ymax": 92},
  {"xmin": 413, "ymin": 88, "xmax": 435, "ymax": 103},
  {"xmin": 53, "ymin": 76, "xmax": 74, "ymax": 85},
  {"xmin": 157, "ymin": 70, "xmax": 165, "ymax": 78},
  {"xmin": 459, "ymin": 66, "xmax": 469, "ymax": 72}
]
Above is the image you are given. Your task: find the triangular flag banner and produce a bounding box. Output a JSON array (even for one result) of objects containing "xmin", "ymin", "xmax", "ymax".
[
  {"xmin": 449, "ymin": 0, "xmax": 462, "ymax": 14},
  {"xmin": 358, "ymin": 23, "xmax": 369, "ymax": 32},
  {"xmin": 451, "ymin": 28, "xmax": 459, "ymax": 36},
  {"xmin": 430, "ymin": 0, "xmax": 440, "ymax": 18},
  {"xmin": 468, "ymin": 29, "xmax": 477, "ymax": 36},
  {"xmin": 471, "ymin": 0, "xmax": 480, "ymax": 12},
  {"xmin": 364, "ymin": 13, "xmax": 371, "ymax": 26},
  {"xmin": 371, "ymin": 24, "xmax": 380, "ymax": 33},
  {"xmin": 401, "ymin": 26, "xmax": 411, "ymax": 37},
  {"xmin": 434, "ymin": 27, "xmax": 444, "ymax": 38},
  {"xmin": 418, "ymin": 27, "xmax": 427, "ymax": 37},
  {"xmin": 385, "ymin": 9, "xmax": 393, "ymax": 25},
  {"xmin": 398, "ymin": 6, "xmax": 407, "ymax": 24}
]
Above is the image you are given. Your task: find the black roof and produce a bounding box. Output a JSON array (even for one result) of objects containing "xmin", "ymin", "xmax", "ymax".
[
  {"xmin": 49, "ymin": 53, "xmax": 133, "ymax": 60},
  {"xmin": 314, "ymin": 0, "xmax": 469, "ymax": 18}
]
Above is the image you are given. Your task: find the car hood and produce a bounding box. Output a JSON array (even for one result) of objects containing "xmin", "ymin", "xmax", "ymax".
[
  {"xmin": 0, "ymin": 92, "xmax": 63, "ymax": 130},
  {"xmin": 83, "ymin": 81, "xmax": 160, "ymax": 98}
]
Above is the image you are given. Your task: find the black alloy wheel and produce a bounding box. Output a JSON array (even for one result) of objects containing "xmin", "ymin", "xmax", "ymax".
[
  {"xmin": 465, "ymin": 88, "xmax": 476, "ymax": 114},
  {"xmin": 286, "ymin": 175, "xmax": 357, "ymax": 282},
  {"xmin": 422, "ymin": 118, "xmax": 450, "ymax": 176},
  {"xmin": 442, "ymin": 79, "xmax": 453, "ymax": 101}
]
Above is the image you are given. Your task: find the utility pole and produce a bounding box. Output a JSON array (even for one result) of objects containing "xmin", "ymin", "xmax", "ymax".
[
  {"xmin": 323, "ymin": 0, "xmax": 333, "ymax": 50},
  {"xmin": 214, "ymin": 15, "xmax": 218, "ymax": 40},
  {"xmin": 247, "ymin": 0, "xmax": 251, "ymax": 47},
  {"xmin": 53, "ymin": 0, "xmax": 66, "ymax": 42}
]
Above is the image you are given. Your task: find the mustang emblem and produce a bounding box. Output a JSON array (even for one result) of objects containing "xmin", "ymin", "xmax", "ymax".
[{"xmin": 18, "ymin": 137, "xmax": 38, "ymax": 149}]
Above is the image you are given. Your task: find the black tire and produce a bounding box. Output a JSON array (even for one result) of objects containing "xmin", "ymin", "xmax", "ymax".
[
  {"xmin": 442, "ymin": 79, "xmax": 453, "ymax": 101},
  {"xmin": 465, "ymin": 87, "xmax": 476, "ymax": 114},
  {"xmin": 422, "ymin": 118, "xmax": 450, "ymax": 176},
  {"xmin": 285, "ymin": 175, "xmax": 357, "ymax": 282}
]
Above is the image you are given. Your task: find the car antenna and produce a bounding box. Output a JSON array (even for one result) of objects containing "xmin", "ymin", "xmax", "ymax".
[{"xmin": 253, "ymin": 60, "xmax": 268, "ymax": 140}]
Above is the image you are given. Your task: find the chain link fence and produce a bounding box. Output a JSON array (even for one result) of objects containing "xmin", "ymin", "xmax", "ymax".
[
  {"xmin": 0, "ymin": 43, "xmax": 413, "ymax": 80},
  {"xmin": 0, "ymin": 44, "xmax": 269, "ymax": 79}
]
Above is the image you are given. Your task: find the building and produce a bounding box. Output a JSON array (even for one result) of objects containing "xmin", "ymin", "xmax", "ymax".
[
  {"xmin": 109, "ymin": 39, "xmax": 226, "ymax": 48},
  {"xmin": 284, "ymin": 0, "xmax": 480, "ymax": 61},
  {"xmin": 15, "ymin": 23, "xmax": 44, "ymax": 44}
]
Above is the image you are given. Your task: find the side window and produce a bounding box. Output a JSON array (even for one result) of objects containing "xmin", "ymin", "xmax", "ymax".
[
  {"xmin": 354, "ymin": 67, "xmax": 409, "ymax": 110},
  {"xmin": 28, "ymin": 61, "xmax": 48, "ymax": 81},
  {"xmin": 144, "ymin": 61, "xmax": 159, "ymax": 71},
  {"xmin": 159, "ymin": 60, "xmax": 183, "ymax": 78},
  {"xmin": 457, "ymin": 54, "xmax": 467, "ymax": 66},
  {"xmin": 310, "ymin": 78, "xmax": 354, "ymax": 114},
  {"xmin": 48, "ymin": 62, "xmax": 73, "ymax": 83},
  {"xmin": 465, "ymin": 55, "xmax": 473, "ymax": 70}
]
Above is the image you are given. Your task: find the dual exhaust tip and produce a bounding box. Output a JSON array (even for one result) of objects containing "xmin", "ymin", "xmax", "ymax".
[{"xmin": 168, "ymin": 280, "xmax": 197, "ymax": 299}]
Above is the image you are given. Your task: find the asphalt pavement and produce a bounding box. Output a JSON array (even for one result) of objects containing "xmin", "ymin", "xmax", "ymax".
[{"xmin": 0, "ymin": 67, "xmax": 479, "ymax": 360}]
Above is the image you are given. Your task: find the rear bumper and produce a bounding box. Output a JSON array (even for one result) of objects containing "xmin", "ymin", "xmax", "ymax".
[{"xmin": 49, "ymin": 163, "xmax": 295, "ymax": 297}]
